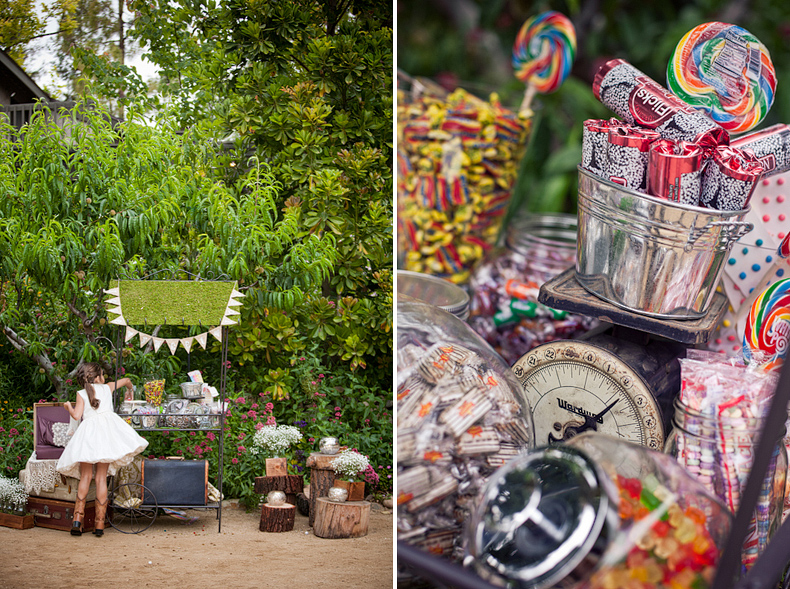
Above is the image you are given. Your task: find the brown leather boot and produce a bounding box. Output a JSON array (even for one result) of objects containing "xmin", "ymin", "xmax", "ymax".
[
  {"xmin": 93, "ymin": 497, "xmax": 108, "ymax": 537},
  {"xmin": 71, "ymin": 494, "xmax": 86, "ymax": 536}
]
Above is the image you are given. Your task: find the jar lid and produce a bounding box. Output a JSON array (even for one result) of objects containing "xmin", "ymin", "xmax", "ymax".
[
  {"xmin": 396, "ymin": 270, "xmax": 470, "ymax": 320},
  {"xmin": 465, "ymin": 446, "xmax": 615, "ymax": 589}
]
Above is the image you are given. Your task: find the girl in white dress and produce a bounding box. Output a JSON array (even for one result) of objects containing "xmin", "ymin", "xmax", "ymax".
[{"xmin": 57, "ymin": 362, "xmax": 149, "ymax": 536}]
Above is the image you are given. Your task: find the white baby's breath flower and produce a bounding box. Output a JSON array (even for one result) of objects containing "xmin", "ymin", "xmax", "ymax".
[
  {"xmin": 331, "ymin": 449, "xmax": 370, "ymax": 482},
  {"xmin": 252, "ymin": 425, "xmax": 303, "ymax": 457}
]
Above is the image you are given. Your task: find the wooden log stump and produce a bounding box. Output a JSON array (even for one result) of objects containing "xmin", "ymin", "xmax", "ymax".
[
  {"xmin": 259, "ymin": 503, "xmax": 295, "ymax": 532},
  {"xmin": 313, "ymin": 497, "xmax": 370, "ymax": 538},
  {"xmin": 306, "ymin": 453, "xmax": 337, "ymax": 527},
  {"xmin": 295, "ymin": 492, "xmax": 310, "ymax": 517},
  {"xmin": 265, "ymin": 457, "xmax": 288, "ymax": 476},
  {"xmin": 254, "ymin": 475, "xmax": 304, "ymax": 495}
]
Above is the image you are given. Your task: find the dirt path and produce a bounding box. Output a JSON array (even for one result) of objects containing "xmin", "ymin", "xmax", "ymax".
[{"xmin": 0, "ymin": 501, "xmax": 394, "ymax": 588}]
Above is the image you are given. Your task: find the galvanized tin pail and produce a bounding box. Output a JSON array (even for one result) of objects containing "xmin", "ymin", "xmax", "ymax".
[{"xmin": 575, "ymin": 166, "xmax": 753, "ymax": 320}]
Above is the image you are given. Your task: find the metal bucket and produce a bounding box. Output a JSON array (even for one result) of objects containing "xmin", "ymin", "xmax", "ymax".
[{"xmin": 575, "ymin": 166, "xmax": 753, "ymax": 320}]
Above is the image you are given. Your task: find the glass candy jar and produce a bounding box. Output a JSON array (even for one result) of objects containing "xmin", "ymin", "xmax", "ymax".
[
  {"xmin": 465, "ymin": 433, "xmax": 732, "ymax": 589},
  {"xmin": 665, "ymin": 398, "xmax": 787, "ymax": 570},
  {"xmin": 397, "ymin": 299, "xmax": 535, "ymax": 563},
  {"xmin": 467, "ymin": 213, "xmax": 595, "ymax": 365}
]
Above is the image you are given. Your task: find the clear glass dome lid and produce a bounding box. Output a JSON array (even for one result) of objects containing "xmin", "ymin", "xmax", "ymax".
[{"xmin": 397, "ymin": 269, "xmax": 470, "ymax": 320}]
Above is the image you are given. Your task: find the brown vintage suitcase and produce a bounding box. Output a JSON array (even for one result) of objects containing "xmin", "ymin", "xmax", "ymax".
[{"xmin": 27, "ymin": 496, "xmax": 97, "ymax": 532}]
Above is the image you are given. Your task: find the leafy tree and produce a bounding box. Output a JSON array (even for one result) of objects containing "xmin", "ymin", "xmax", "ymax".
[
  {"xmin": 0, "ymin": 98, "xmax": 337, "ymax": 396},
  {"xmin": 131, "ymin": 0, "xmax": 394, "ymax": 384},
  {"xmin": 0, "ymin": 0, "xmax": 46, "ymax": 65}
]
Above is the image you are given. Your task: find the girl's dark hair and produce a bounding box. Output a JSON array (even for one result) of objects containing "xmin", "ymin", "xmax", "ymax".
[{"xmin": 76, "ymin": 363, "xmax": 102, "ymax": 409}]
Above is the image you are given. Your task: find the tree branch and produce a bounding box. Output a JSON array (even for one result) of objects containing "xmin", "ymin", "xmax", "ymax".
[{"xmin": 3, "ymin": 326, "xmax": 65, "ymax": 396}]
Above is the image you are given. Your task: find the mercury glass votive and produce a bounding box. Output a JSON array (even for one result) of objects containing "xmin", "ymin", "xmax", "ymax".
[
  {"xmin": 319, "ymin": 437, "xmax": 340, "ymax": 455},
  {"xmin": 327, "ymin": 486, "xmax": 348, "ymax": 503},
  {"xmin": 267, "ymin": 491, "xmax": 286, "ymax": 506}
]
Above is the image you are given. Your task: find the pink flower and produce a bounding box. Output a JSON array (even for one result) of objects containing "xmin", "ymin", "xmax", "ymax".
[
  {"xmin": 251, "ymin": 403, "xmax": 259, "ymax": 410},
  {"xmin": 8, "ymin": 428, "xmax": 18, "ymax": 436},
  {"xmin": 231, "ymin": 458, "xmax": 238, "ymax": 464},
  {"xmin": 334, "ymin": 412, "xmax": 341, "ymax": 417},
  {"xmin": 255, "ymin": 422, "xmax": 265, "ymax": 430},
  {"xmin": 308, "ymin": 438, "xmax": 315, "ymax": 443},
  {"xmin": 235, "ymin": 397, "xmax": 245, "ymax": 404},
  {"xmin": 189, "ymin": 432, "xmax": 196, "ymax": 436},
  {"xmin": 0, "ymin": 427, "xmax": 5, "ymax": 433},
  {"xmin": 334, "ymin": 406, "xmax": 340, "ymax": 411},
  {"xmin": 238, "ymin": 445, "xmax": 246, "ymax": 453},
  {"xmin": 241, "ymin": 414, "xmax": 248, "ymax": 420},
  {"xmin": 265, "ymin": 402, "xmax": 274, "ymax": 412},
  {"xmin": 318, "ymin": 374, "xmax": 324, "ymax": 378},
  {"xmin": 247, "ymin": 410, "xmax": 257, "ymax": 419},
  {"xmin": 207, "ymin": 432, "xmax": 216, "ymax": 441},
  {"xmin": 266, "ymin": 415, "xmax": 276, "ymax": 426},
  {"xmin": 238, "ymin": 433, "xmax": 246, "ymax": 440}
]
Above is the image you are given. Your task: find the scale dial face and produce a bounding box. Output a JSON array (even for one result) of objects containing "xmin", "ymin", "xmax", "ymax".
[{"xmin": 512, "ymin": 341, "xmax": 664, "ymax": 450}]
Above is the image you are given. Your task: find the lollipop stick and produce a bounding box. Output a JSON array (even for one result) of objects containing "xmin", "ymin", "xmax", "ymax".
[{"xmin": 519, "ymin": 83, "xmax": 538, "ymax": 118}]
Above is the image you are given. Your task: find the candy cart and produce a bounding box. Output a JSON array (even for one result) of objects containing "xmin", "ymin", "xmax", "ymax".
[{"xmin": 103, "ymin": 273, "xmax": 240, "ymax": 533}]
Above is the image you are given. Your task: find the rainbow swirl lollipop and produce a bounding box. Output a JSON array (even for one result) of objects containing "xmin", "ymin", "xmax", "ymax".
[
  {"xmin": 743, "ymin": 277, "xmax": 790, "ymax": 371},
  {"xmin": 512, "ymin": 11, "xmax": 576, "ymax": 115},
  {"xmin": 667, "ymin": 22, "xmax": 776, "ymax": 134}
]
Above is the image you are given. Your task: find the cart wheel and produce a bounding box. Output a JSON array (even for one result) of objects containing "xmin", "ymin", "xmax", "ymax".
[{"xmin": 108, "ymin": 483, "xmax": 158, "ymax": 534}]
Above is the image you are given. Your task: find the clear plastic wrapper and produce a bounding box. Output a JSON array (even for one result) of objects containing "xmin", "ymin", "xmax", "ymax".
[
  {"xmin": 465, "ymin": 433, "xmax": 732, "ymax": 589},
  {"xmin": 397, "ymin": 299, "xmax": 535, "ymax": 563},
  {"xmin": 468, "ymin": 213, "xmax": 596, "ymax": 365}
]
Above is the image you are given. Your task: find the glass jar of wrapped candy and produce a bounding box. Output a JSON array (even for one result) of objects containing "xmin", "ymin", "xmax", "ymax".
[
  {"xmin": 465, "ymin": 432, "xmax": 733, "ymax": 589},
  {"xmin": 397, "ymin": 299, "xmax": 535, "ymax": 577},
  {"xmin": 467, "ymin": 213, "xmax": 595, "ymax": 365},
  {"xmin": 665, "ymin": 398, "xmax": 787, "ymax": 572}
]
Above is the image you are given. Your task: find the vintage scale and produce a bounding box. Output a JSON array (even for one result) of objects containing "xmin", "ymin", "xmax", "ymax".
[{"xmin": 511, "ymin": 268, "xmax": 729, "ymax": 450}]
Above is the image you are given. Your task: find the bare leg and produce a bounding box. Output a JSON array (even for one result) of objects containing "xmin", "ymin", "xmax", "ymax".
[{"xmin": 78, "ymin": 462, "xmax": 93, "ymax": 498}]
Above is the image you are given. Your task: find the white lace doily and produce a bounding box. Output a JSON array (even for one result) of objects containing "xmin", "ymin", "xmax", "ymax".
[{"xmin": 24, "ymin": 453, "xmax": 61, "ymax": 495}]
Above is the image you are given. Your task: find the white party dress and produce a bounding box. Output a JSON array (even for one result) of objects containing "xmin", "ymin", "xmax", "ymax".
[{"xmin": 57, "ymin": 384, "xmax": 149, "ymax": 479}]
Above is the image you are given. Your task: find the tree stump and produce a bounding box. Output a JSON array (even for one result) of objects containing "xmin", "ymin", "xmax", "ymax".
[
  {"xmin": 306, "ymin": 453, "xmax": 338, "ymax": 527},
  {"xmin": 295, "ymin": 492, "xmax": 310, "ymax": 517},
  {"xmin": 259, "ymin": 503, "xmax": 295, "ymax": 532},
  {"xmin": 253, "ymin": 475, "xmax": 304, "ymax": 495},
  {"xmin": 265, "ymin": 457, "xmax": 288, "ymax": 476},
  {"xmin": 313, "ymin": 497, "xmax": 370, "ymax": 539}
]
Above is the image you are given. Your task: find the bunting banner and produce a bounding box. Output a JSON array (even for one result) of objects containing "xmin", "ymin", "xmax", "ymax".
[{"xmin": 104, "ymin": 280, "xmax": 239, "ymax": 355}]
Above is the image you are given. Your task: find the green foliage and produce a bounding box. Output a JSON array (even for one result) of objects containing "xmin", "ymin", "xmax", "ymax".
[
  {"xmin": 0, "ymin": 406, "xmax": 33, "ymax": 476},
  {"xmin": 0, "ymin": 98, "xmax": 337, "ymax": 398}
]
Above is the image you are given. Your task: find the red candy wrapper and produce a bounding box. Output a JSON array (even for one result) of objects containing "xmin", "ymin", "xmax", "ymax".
[
  {"xmin": 731, "ymin": 123, "xmax": 790, "ymax": 178},
  {"xmin": 606, "ymin": 125, "xmax": 660, "ymax": 190},
  {"xmin": 700, "ymin": 146, "xmax": 765, "ymax": 211},
  {"xmin": 582, "ymin": 118, "xmax": 620, "ymax": 177},
  {"xmin": 647, "ymin": 139, "xmax": 705, "ymax": 206},
  {"xmin": 593, "ymin": 59, "xmax": 729, "ymax": 148}
]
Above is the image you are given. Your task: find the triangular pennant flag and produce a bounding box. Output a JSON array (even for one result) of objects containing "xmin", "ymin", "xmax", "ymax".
[
  {"xmin": 124, "ymin": 327, "xmax": 138, "ymax": 343},
  {"xmin": 225, "ymin": 307, "xmax": 240, "ymax": 316},
  {"xmin": 104, "ymin": 296, "xmax": 122, "ymax": 306},
  {"xmin": 152, "ymin": 337, "xmax": 165, "ymax": 352},
  {"xmin": 110, "ymin": 315, "xmax": 127, "ymax": 326},
  {"xmin": 181, "ymin": 337, "xmax": 194, "ymax": 353},
  {"xmin": 195, "ymin": 332, "xmax": 208, "ymax": 349},
  {"xmin": 227, "ymin": 298, "xmax": 243, "ymax": 307},
  {"xmin": 166, "ymin": 338, "xmax": 180, "ymax": 354},
  {"xmin": 105, "ymin": 287, "xmax": 120, "ymax": 296},
  {"xmin": 209, "ymin": 327, "xmax": 223, "ymax": 341},
  {"xmin": 139, "ymin": 333, "xmax": 152, "ymax": 348},
  {"xmin": 220, "ymin": 316, "xmax": 237, "ymax": 326},
  {"xmin": 230, "ymin": 289, "xmax": 244, "ymax": 299},
  {"xmin": 106, "ymin": 306, "xmax": 123, "ymax": 316}
]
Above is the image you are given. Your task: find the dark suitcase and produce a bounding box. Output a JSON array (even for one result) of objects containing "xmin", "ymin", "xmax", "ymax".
[
  {"xmin": 27, "ymin": 496, "xmax": 97, "ymax": 532},
  {"xmin": 141, "ymin": 459, "xmax": 208, "ymax": 505}
]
